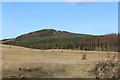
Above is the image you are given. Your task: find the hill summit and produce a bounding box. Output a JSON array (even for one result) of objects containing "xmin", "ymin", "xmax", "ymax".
[{"xmin": 16, "ymin": 29, "xmax": 93, "ymax": 41}]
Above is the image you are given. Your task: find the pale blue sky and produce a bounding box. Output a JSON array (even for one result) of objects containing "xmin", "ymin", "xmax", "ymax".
[{"xmin": 1, "ymin": 2, "xmax": 118, "ymax": 39}]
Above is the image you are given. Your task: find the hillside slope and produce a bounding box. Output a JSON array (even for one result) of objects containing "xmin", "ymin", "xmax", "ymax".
[
  {"xmin": 2, "ymin": 29, "xmax": 118, "ymax": 51},
  {"xmin": 16, "ymin": 29, "xmax": 94, "ymax": 41},
  {"xmin": 2, "ymin": 29, "xmax": 96, "ymax": 50}
]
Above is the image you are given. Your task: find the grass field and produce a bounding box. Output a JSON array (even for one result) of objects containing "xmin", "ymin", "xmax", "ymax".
[{"xmin": 0, "ymin": 44, "xmax": 118, "ymax": 78}]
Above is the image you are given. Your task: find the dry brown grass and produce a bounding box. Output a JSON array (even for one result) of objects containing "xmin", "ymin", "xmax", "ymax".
[
  {"xmin": 1, "ymin": 44, "xmax": 118, "ymax": 78},
  {"xmin": 0, "ymin": 44, "xmax": 2, "ymax": 79}
]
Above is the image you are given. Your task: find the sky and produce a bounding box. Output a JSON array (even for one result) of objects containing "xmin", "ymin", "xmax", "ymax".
[
  {"xmin": 1, "ymin": 2, "xmax": 118, "ymax": 39},
  {"xmin": 1, "ymin": 0, "xmax": 119, "ymax": 2}
]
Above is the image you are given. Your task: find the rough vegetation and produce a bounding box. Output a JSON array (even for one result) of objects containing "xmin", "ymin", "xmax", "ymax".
[{"xmin": 91, "ymin": 53, "xmax": 119, "ymax": 79}]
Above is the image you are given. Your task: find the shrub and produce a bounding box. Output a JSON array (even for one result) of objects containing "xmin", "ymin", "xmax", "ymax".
[
  {"xmin": 82, "ymin": 54, "xmax": 86, "ymax": 60},
  {"xmin": 91, "ymin": 54, "xmax": 119, "ymax": 79}
]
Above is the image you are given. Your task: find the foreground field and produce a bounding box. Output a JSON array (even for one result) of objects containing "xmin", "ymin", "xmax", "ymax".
[{"xmin": 1, "ymin": 44, "xmax": 118, "ymax": 78}]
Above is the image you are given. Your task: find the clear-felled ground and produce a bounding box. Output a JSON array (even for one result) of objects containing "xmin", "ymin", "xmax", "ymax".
[{"xmin": 1, "ymin": 44, "xmax": 118, "ymax": 78}]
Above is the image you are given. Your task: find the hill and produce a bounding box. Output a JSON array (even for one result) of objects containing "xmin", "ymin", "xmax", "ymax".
[
  {"xmin": 0, "ymin": 38, "xmax": 15, "ymax": 43},
  {"xmin": 16, "ymin": 29, "xmax": 94, "ymax": 41},
  {"xmin": 2, "ymin": 29, "xmax": 118, "ymax": 51}
]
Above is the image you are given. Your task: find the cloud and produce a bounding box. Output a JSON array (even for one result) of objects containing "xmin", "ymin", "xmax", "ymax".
[
  {"xmin": 65, "ymin": 0, "xmax": 119, "ymax": 6},
  {"xmin": 65, "ymin": 0, "xmax": 119, "ymax": 2},
  {"xmin": 66, "ymin": 0, "xmax": 96, "ymax": 2}
]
